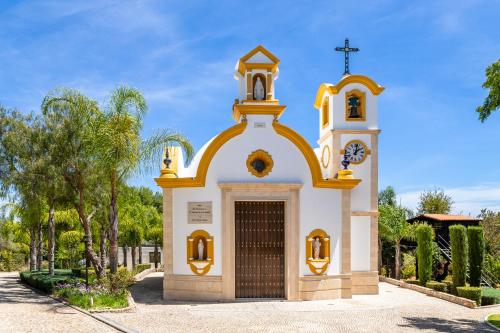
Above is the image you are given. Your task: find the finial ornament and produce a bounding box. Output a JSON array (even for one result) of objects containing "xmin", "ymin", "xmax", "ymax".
[
  {"xmin": 341, "ymin": 153, "xmax": 350, "ymax": 170},
  {"xmin": 335, "ymin": 38, "xmax": 359, "ymax": 75},
  {"xmin": 338, "ymin": 153, "xmax": 354, "ymax": 179},
  {"xmin": 163, "ymin": 149, "xmax": 172, "ymax": 169}
]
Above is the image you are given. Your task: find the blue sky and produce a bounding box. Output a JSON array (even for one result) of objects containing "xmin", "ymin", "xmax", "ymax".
[{"xmin": 1, "ymin": 0, "xmax": 499, "ymax": 215}]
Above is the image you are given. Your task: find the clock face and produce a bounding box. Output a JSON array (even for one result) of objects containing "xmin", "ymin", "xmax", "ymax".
[{"xmin": 344, "ymin": 141, "xmax": 367, "ymax": 164}]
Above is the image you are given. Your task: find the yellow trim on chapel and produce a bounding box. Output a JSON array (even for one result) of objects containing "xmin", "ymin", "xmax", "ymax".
[
  {"xmin": 232, "ymin": 104, "xmax": 286, "ymax": 122},
  {"xmin": 237, "ymin": 45, "xmax": 280, "ymax": 76},
  {"xmin": 313, "ymin": 75, "xmax": 385, "ymax": 109},
  {"xmin": 272, "ymin": 122, "xmax": 361, "ymax": 189},
  {"xmin": 155, "ymin": 122, "xmax": 247, "ymax": 188},
  {"xmin": 155, "ymin": 121, "xmax": 360, "ymax": 189}
]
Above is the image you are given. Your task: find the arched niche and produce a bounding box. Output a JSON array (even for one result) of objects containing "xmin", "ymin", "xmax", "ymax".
[
  {"xmin": 186, "ymin": 230, "xmax": 214, "ymax": 276},
  {"xmin": 252, "ymin": 73, "xmax": 267, "ymax": 100},
  {"xmin": 345, "ymin": 89, "xmax": 366, "ymax": 121},
  {"xmin": 306, "ymin": 229, "xmax": 331, "ymax": 275}
]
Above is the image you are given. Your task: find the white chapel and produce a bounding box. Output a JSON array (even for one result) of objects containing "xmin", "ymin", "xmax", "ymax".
[{"xmin": 155, "ymin": 45, "xmax": 384, "ymax": 301}]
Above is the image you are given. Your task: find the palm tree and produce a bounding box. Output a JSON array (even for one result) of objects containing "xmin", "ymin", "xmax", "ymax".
[
  {"xmin": 42, "ymin": 88, "xmax": 107, "ymax": 278},
  {"xmin": 379, "ymin": 204, "xmax": 416, "ymax": 280},
  {"xmin": 95, "ymin": 86, "xmax": 194, "ymax": 273}
]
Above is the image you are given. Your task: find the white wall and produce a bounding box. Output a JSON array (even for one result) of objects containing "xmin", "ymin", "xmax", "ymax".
[
  {"xmin": 172, "ymin": 114, "xmax": 343, "ymax": 276},
  {"xmin": 351, "ymin": 216, "xmax": 371, "ymax": 271}
]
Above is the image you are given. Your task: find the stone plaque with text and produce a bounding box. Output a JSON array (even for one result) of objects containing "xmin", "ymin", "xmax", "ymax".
[{"xmin": 188, "ymin": 201, "xmax": 212, "ymax": 224}]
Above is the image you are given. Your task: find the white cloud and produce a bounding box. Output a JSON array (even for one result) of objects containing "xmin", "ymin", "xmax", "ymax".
[{"xmin": 399, "ymin": 183, "xmax": 500, "ymax": 216}]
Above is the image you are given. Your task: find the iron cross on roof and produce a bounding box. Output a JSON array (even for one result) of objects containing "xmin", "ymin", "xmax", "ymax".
[{"xmin": 335, "ymin": 38, "xmax": 359, "ymax": 75}]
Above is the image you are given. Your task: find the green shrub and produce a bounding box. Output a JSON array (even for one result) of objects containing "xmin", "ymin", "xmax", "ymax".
[
  {"xmin": 482, "ymin": 296, "xmax": 497, "ymax": 306},
  {"xmin": 416, "ymin": 224, "xmax": 433, "ymax": 286},
  {"xmin": 99, "ymin": 269, "xmax": 134, "ymax": 294},
  {"xmin": 450, "ymin": 225, "xmax": 468, "ymax": 288},
  {"xmin": 403, "ymin": 279, "xmax": 420, "ymax": 285},
  {"xmin": 425, "ymin": 281, "xmax": 447, "ymax": 292},
  {"xmin": 20, "ymin": 270, "xmax": 74, "ymax": 293},
  {"xmin": 457, "ymin": 286, "xmax": 482, "ymax": 305},
  {"xmin": 0, "ymin": 249, "xmax": 25, "ymax": 272},
  {"xmin": 467, "ymin": 226, "xmax": 484, "ymax": 287},
  {"xmin": 133, "ymin": 263, "xmax": 151, "ymax": 275},
  {"xmin": 380, "ymin": 266, "xmax": 387, "ymax": 277},
  {"xmin": 482, "ymin": 287, "xmax": 500, "ymax": 304},
  {"xmin": 401, "ymin": 253, "xmax": 416, "ymax": 279},
  {"xmin": 54, "ymin": 284, "xmax": 129, "ymax": 310}
]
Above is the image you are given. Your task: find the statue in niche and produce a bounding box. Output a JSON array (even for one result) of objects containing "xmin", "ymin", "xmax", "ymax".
[
  {"xmin": 313, "ymin": 237, "xmax": 321, "ymax": 259},
  {"xmin": 197, "ymin": 239, "xmax": 204, "ymax": 260},
  {"xmin": 253, "ymin": 77, "xmax": 265, "ymax": 100}
]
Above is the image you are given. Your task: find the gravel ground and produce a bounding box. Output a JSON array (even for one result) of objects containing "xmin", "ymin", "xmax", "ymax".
[
  {"xmin": 104, "ymin": 272, "xmax": 500, "ymax": 333},
  {"xmin": 0, "ymin": 272, "xmax": 117, "ymax": 333}
]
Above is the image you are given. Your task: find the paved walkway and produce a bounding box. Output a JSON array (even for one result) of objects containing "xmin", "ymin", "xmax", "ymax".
[
  {"xmin": 0, "ymin": 272, "xmax": 117, "ymax": 333},
  {"xmin": 104, "ymin": 272, "xmax": 500, "ymax": 333}
]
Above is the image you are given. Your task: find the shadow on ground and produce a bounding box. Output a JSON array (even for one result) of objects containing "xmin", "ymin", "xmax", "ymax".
[
  {"xmin": 400, "ymin": 316, "xmax": 496, "ymax": 333},
  {"xmin": 0, "ymin": 274, "xmax": 51, "ymax": 305}
]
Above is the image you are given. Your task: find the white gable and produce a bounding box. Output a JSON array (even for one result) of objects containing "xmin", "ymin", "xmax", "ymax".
[{"xmin": 246, "ymin": 51, "xmax": 274, "ymax": 64}]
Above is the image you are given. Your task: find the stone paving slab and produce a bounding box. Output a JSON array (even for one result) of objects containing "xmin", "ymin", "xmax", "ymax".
[
  {"xmin": 0, "ymin": 272, "xmax": 117, "ymax": 333},
  {"xmin": 104, "ymin": 272, "xmax": 500, "ymax": 333}
]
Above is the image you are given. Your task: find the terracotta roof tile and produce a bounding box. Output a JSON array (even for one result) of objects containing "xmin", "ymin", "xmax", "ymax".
[{"xmin": 412, "ymin": 214, "xmax": 481, "ymax": 222}]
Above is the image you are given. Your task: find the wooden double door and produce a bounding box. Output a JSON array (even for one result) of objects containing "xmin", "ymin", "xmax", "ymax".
[{"xmin": 235, "ymin": 201, "xmax": 285, "ymax": 298}]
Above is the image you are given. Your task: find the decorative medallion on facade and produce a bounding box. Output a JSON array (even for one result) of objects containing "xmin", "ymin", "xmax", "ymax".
[
  {"xmin": 321, "ymin": 145, "xmax": 330, "ymax": 169},
  {"xmin": 306, "ymin": 229, "xmax": 331, "ymax": 275},
  {"xmin": 187, "ymin": 230, "xmax": 214, "ymax": 276},
  {"xmin": 246, "ymin": 149, "xmax": 274, "ymax": 178}
]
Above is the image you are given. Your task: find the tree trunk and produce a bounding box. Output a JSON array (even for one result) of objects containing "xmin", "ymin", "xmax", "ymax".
[
  {"xmin": 154, "ymin": 243, "xmax": 158, "ymax": 269},
  {"xmin": 36, "ymin": 221, "xmax": 43, "ymax": 271},
  {"xmin": 138, "ymin": 244, "xmax": 142, "ymax": 264},
  {"xmin": 100, "ymin": 224, "xmax": 107, "ymax": 269},
  {"xmin": 48, "ymin": 203, "xmax": 55, "ymax": 276},
  {"xmin": 378, "ymin": 236, "xmax": 383, "ymax": 271},
  {"xmin": 76, "ymin": 188, "xmax": 105, "ymax": 278},
  {"xmin": 131, "ymin": 246, "xmax": 136, "ymax": 269},
  {"xmin": 122, "ymin": 246, "xmax": 128, "ymax": 268},
  {"xmin": 29, "ymin": 228, "xmax": 36, "ymax": 271},
  {"xmin": 395, "ymin": 238, "xmax": 401, "ymax": 280},
  {"xmin": 108, "ymin": 171, "xmax": 119, "ymax": 273}
]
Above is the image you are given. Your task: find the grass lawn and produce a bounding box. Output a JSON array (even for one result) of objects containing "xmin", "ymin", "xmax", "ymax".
[
  {"xmin": 487, "ymin": 314, "xmax": 500, "ymax": 329},
  {"xmin": 57, "ymin": 288, "xmax": 129, "ymax": 310}
]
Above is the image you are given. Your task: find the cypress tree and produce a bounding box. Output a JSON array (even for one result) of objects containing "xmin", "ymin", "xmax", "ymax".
[
  {"xmin": 450, "ymin": 225, "xmax": 468, "ymax": 290},
  {"xmin": 467, "ymin": 226, "xmax": 484, "ymax": 287},
  {"xmin": 416, "ymin": 224, "xmax": 433, "ymax": 286}
]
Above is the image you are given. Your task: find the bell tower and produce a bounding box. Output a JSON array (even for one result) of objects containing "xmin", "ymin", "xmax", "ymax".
[{"xmin": 232, "ymin": 45, "xmax": 285, "ymax": 123}]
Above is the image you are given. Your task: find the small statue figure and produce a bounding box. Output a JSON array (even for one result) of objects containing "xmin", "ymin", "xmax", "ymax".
[
  {"xmin": 254, "ymin": 77, "xmax": 265, "ymax": 100},
  {"xmin": 313, "ymin": 237, "xmax": 321, "ymax": 259},
  {"xmin": 197, "ymin": 239, "xmax": 204, "ymax": 260}
]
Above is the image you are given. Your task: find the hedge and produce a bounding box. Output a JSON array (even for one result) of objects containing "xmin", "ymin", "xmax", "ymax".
[
  {"xmin": 444, "ymin": 280, "xmax": 454, "ymax": 294},
  {"xmin": 403, "ymin": 279, "xmax": 420, "ymax": 285},
  {"xmin": 133, "ymin": 263, "xmax": 152, "ymax": 275},
  {"xmin": 467, "ymin": 226, "xmax": 484, "ymax": 287},
  {"xmin": 416, "ymin": 224, "xmax": 433, "ymax": 286},
  {"xmin": 482, "ymin": 296, "xmax": 497, "ymax": 306},
  {"xmin": 425, "ymin": 281, "xmax": 447, "ymax": 292},
  {"xmin": 20, "ymin": 270, "xmax": 74, "ymax": 293},
  {"xmin": 457, "ymin": 286, "xmax": 482, "ymax": 306},
  {"xmin": 450, "ymin": 225, "xmax": 468, "ymax": 289}
]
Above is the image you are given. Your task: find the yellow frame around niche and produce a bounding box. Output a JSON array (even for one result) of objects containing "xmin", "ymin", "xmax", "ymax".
[
  {"xmin": 321, "ymin": 97, "xmax": 329, "ymax": 128},
  {"xmin": 306, "ymin": 229, "xmax": 331, "ymax": 275},
  {"xmin": 345, "ymin": 89, "xmax": 366, "ymax": 122},
  {"xmin": 341, "ymin": 140, "xmax": 371, "ymax": 165},
  {"xmin": 187, "ymin": 230, "xmax": 214, "ymax": 276}
]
